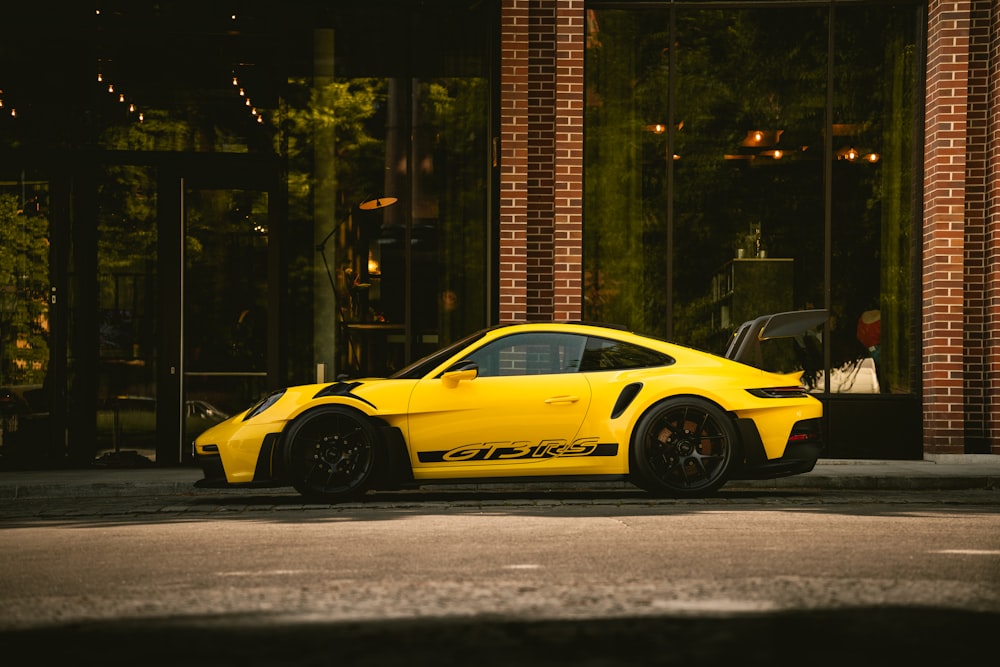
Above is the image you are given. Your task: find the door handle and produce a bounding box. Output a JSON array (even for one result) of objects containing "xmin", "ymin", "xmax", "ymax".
[{"xmin": 544, "ymin": 395, "xmax": 580, "ymax": 404}]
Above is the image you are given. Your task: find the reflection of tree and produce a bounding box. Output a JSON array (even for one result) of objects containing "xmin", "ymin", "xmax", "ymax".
[
  {"xmin": 282, "ymin": 77, "xmax": 387, "ymax": 379},
  {"xmin": 0, "ymin": 192, "xmax": 49, "ymax": 385},
  {"xmin": 585, "ymin": 6, "xmax": 916, "ymax": 392},
  {"xmin": 420, "ymin": 78, "xmax": 488, "ymax": 344}
]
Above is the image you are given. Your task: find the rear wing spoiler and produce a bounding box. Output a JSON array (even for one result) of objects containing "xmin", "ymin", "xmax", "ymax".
[{"xmin": 724, "ymin": 309, "xmax": 829, "ymax": 368}]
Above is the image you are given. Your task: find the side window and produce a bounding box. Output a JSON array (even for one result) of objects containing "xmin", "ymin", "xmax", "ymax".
[
  {"xmin": 466, "ymin": 333, "xmax": 588, "ymax": 377},
  {"xmin": 579, "ymin": 336, "xmax": 673, "ymax": 371}
]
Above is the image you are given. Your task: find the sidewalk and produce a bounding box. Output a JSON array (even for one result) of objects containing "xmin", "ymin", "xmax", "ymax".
[{"xmin": 1, "ymin": 456, "xmax": 998, "ymax": 500}]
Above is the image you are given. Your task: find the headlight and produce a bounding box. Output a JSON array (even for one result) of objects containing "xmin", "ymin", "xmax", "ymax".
[{"xmin": 242, "ymin": 389, "xmax": 286, "ymax": 421}]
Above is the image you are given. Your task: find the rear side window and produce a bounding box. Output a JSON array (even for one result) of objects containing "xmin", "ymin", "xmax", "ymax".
[{"xmin": 579, "ymin": 336, "xmax": 673, "ymax": 371}]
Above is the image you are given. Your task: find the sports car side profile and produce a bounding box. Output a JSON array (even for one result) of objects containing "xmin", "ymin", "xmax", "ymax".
[{"xmin": 194, "ymin": 310, "xmax": 828, "ymax": 501}]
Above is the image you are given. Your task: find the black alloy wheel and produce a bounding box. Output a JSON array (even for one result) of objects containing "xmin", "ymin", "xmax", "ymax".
[
  {"xmin": 630, "ymin": 397, "xmax": 738, "ymax": 497},
  {"xmin": 283, "ymin": 406, "xmax": 378, "ymax": 502}
]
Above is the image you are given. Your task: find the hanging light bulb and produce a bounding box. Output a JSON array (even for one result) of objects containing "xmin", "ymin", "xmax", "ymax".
[
  {"xmin": 118, "ymin": 93, "xmax": 125, "ymax": 103},
  {"xmin": 97, "ymin": 72, "xmax": 103, "ymax": 82},
  {"xmin": 138, "ymin": 112, "xmax": 144, "ymax": 122},
  {"xmin": 232, "ymin": 76, "xmax": 239, "ymax": 86},
  {"xmin": 129, "ymin": 103, "xmax": 136, "ymax": 113}
]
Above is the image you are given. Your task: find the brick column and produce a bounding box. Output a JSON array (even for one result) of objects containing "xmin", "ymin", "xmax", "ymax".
[
  {"xmin": 500, "ymin": 0, "xmax": 584, "ymax": 323},
  {"xmin": 923, "ymin": 1, "xmax": 970, "ymax": 454},
  {"xmin": 924, "ymin": 1, "xmax": 1000, "ymax": 456}
]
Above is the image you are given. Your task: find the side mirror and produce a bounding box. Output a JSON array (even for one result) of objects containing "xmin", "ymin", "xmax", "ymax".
[{"xmin": 441, "ymin": 360, "xmax": 479, "ymax": 388}]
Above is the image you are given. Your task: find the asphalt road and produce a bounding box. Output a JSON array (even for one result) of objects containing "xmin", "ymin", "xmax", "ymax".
[{"xmin": 1, "ymin": 489, "xmax": 998, "ymax": 665}]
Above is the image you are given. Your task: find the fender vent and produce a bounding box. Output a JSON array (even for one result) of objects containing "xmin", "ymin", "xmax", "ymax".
[{"xmin": 611, "ymin": 383, "xmax": 643, "ymax": 419}]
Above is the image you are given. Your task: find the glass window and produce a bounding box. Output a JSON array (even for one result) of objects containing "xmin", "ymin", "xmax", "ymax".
[
  {"xmin": 579, "ymin": 336, "xmax": 673, "ymax": 372},
  {"xmin": 584, "ymin": 2, "xmax": 919, "ymax": 395},
  {"xmin": 467, "ymin": 333, "xmax": 588, "ymax": 377},
  {"xmin": 284, "ymin": 2, "xmax": 494, "ymax": 379},
  {"xmin": 829, "ymin": 4, "xmax": 918, "ymax": 395},
  {"xmin": 0, "ymin": 176, "xmax": 50, "ymax": 387}
]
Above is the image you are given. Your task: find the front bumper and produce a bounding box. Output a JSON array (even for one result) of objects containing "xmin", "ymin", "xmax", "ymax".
[{"xmin": 193, "ymin": 431, "xmax": 286, "ymax": 489}]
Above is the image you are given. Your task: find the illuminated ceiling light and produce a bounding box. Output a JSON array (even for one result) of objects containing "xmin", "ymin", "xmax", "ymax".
[
  {"xmin": 118, "ymin": 93, "xmax": 125, "ymax": 103},
  {"xmin": 256, "ymin": 115, "xmax": 263, "ymax": 124},
  {"xmin": 97, "ymin": 73, "xmax": 103, "ymax": 82},
  {"xmin": 245, "ymin": 98, "xmax": 251, "ymax": 107},
  {"xmin": 232, "ymin": 76, "xmax": 239, "ymax": 86},
  {"xmin": 138, "ymin": 112, "xmax": 144, "ymax": 122},
  {"xmin": 753, "ymin": 130, "xmax": 764, "ymax": 143},
  {"xmin": 129, "ymin": 103, "xmax": 136, "ymax": 112},
  {"xmin": 865, "ymin": 152, "xmax": 880, "ymax": 163},
  {"xmin": 10, "ymin": 108, "xmax": 16, "ymax": 118}
]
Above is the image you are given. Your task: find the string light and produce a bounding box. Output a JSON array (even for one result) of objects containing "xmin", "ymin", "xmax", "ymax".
[{"xmin": 231, "ymin": 67, "xmax": 266, "ymax": 126}]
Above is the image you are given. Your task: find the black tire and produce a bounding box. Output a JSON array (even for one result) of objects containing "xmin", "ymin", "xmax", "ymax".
[
  {"xmin": 282, "ymin": 406, "xmax": 378, "ymax": 502},
  {"xmin": 630, "ymin": 397, "xmax": 739, "ymax": 497}
]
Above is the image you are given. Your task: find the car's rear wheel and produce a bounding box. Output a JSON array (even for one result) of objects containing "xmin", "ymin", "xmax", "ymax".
[
  {"xmin": 283, "ymin": 406, "xmax": 378, "ymax": 502},
  {"xmin": 630, "ymin": 397, "xmax": 738, "ymax": 497}
]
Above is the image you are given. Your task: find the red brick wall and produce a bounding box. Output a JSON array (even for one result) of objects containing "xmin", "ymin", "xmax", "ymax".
[
  {"xmin": 987, "ymin": 2, "xmax": 1000, "ymax": 454},
  {"xmin": 552, "ymin": 1, "xmax": 584, "ymax": 322},
  {"xmin": 500, "ymin": 0, "xmax": 530, "ymax": 322},
  {"xmin": 925, "ymin": 0, "xmax": 1000, "ymax": 455},
  {"xmin": 964, "ymin": 2, "xmax": 989, "ymax": 451},
  {"xmin": 501, "ymin": 0, "xmax": 584, "ymax": 323}
]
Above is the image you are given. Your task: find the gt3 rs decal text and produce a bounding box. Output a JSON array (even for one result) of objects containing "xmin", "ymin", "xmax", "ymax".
[{"xmin": 417, "ymin": 437, "xmax": 618, "ymax": 463}]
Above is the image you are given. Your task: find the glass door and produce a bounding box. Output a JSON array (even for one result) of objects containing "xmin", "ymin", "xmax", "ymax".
[
  {"xmin": 93, "ymin": 166, "xmax": 274, "ymax": 466},
  {"xmin": 181, "ymin": 185, "xmax": 270, "ymax": 454}
]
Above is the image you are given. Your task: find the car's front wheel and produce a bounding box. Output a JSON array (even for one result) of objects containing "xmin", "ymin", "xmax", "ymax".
[
  {"xmin": 630, "ymin": 397, "xmax": 738, "ymax": 497},
  {"xmin": 282, "ymin": 406, "xmax": 378, "ymax": 502}
]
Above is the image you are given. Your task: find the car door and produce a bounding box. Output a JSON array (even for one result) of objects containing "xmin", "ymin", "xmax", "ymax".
[{"xmin": 405, "ymin": 331, "xmax": 594, "ymax": 479}]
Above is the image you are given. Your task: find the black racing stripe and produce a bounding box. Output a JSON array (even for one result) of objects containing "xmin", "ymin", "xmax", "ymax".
[{"xmin": 417, "ymin": 441, "xmax": 618, "ymax": 463}]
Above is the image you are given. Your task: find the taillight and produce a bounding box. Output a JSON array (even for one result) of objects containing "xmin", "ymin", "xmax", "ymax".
[
  {"xmin": 746, "ymin": 386, "xmax": 807, "ymax": 399},
  {"xmin": 788, "ymin": 418, "xmax": 822, "ymax": 444}
]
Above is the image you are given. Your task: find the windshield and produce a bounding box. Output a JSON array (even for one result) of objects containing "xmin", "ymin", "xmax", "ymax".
[{"xmin": 389, "ymin": 329, "xmax": 491, "ymax": 379}]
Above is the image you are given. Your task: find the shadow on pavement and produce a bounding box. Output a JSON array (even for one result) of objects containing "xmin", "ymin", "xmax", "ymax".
[{"xmin": 2, "ymin": 607, "xmax": 995, "ymax": 666}]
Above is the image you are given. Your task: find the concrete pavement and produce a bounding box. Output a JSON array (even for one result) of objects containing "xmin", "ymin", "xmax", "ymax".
[{"xmin": 0, "ymin": 455, "xmax": 998, "ymax": 500}]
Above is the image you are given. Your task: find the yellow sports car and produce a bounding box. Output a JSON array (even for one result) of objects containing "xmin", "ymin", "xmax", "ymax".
[{"xmin": 194, "ymin": 310, "xmax": 827, "ymax": 501}]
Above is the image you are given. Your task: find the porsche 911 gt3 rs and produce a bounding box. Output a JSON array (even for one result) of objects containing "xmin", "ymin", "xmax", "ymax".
[{"xmin": 194, "ymin": 310, "xmax": 828, "ymax": 501}]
